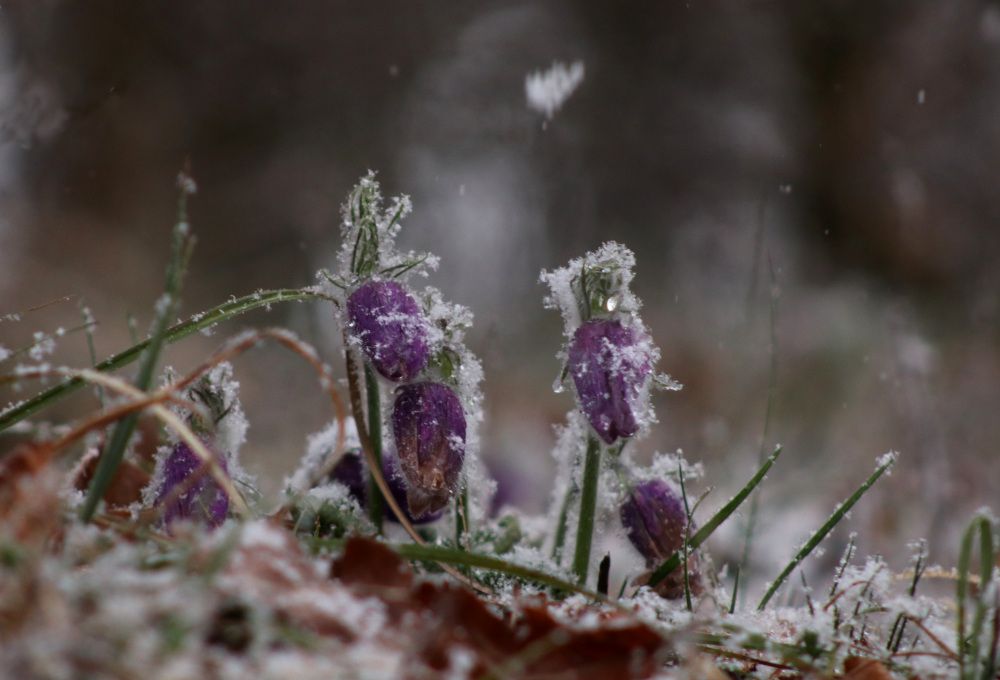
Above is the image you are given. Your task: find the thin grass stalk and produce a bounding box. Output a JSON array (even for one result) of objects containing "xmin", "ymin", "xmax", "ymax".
[
  {"xmin": 739, "ymin": 257, "xmax": 778, "ymax": 607},
  {"xmin": 678, "ymin": 461, "xmax": 693, "ymax": 611},
  {"xmin": 82, "ymin": 205, "xmax": 194, "ymax": 522},
  {"xmin": 550, "ymin": 483, "xmax": 576, "ymax": 563},
  {"xmin": 957, "ymin": 515, "xmax": 994, "ymax": 680},
  {"xmin": 363, "ymin": 363, "xmax": 384, "ymax": 533},
  {"xmin": 455, "ymin": 484, "xmax": 470, "ymax": 550},
  {"xmin": 648, "ymin": 445, "xmax": 783, "ymax": 588},
  {"xmin": 757, "ymin": 454, "xmax": 896, "ymax": 611},
  {"xmin": 571, "ymin": 434, "xmax": 601, "ymax": 585},
  {"xmin": 0, "ymin": 288, "xmax": 331, "ymax": 436},
  {"xmin": 729, "ymin": 565, "xmax": 740, "ymax": 614}
]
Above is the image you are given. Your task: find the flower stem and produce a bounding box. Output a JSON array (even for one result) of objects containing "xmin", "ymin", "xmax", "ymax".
[
  {"xmin": 571, "ymin": 434, "xmax": 602, "ymax": 585},
  {"xmin": 363, "ymin": 363, "xmax": 383, "ymax": 534}
]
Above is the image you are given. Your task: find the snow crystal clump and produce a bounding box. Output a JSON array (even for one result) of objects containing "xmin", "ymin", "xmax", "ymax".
[
  {"xmin": 525, "ymin": 60, "xmax": 585, "ymax": 119},
  {"xmin": 285, "ymin": 417, "xmax": 360, "ymax": 493}
]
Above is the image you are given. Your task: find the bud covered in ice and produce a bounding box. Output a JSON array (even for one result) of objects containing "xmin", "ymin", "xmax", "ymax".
[
  {"xmin": 155, "ymin": 440, "xmax": 230, "ymax": 528},
  {"xmin": 391, "ymin": 382, "xmax": 465, "ymax": 518},
  {"xmin": 347, "ymin": 280, "xmax": 430, "ymax": 383},
  {"xmin": 568, "ymin": 319, "xmax": 653, "ymax": 445},
  {"xmin": 620, "ymin": 479, "xmax": 687, "ymax": 567}
]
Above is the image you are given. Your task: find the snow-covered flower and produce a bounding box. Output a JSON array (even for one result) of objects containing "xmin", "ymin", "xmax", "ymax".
[
  {"xmin": 391, "ymin": 382, "xmax": 465, "ymax": 519},
  {"xmin": 326, "ymin": 448, "xmax": 443, "ymax": 524},
  {"xmin": 620, "ymin": 479, "xmax": 687, "ymax": 566},
  {"xmin": 541, "ymin": 242, "xmax": 672, "ymax": 445},
  {"xmin": 154, "ymin": 440, "xmax": 230, "ymax": 528},
  {"xmin": 347, "ymin": 279, "xmax": 430, "ymax": 383},
  {"xmin": 568, "ymin": 319, "xmax": 653, "ymax": 445}
]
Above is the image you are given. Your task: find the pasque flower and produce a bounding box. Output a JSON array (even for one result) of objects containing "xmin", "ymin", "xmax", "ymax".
[
  {"xmin": 155, "ymin": 440, "xmax": 230, "ymax": 528},
  {"xmin": 347, "ymin": 280, "xmax": 430, "ymax": 382},
  {"xmin": 568, "ymin": 319, "xmax": 652, "ymax": 445},
  {"xmin": 327, "ymin": 448, "xmax": 443, "ymax": 524},
  {"xmin": 620, "ymin": 478, "xmax": 687, "ymax": 566},
  {"xmin": 391, "ymin": 382, "xmax": 465, "ymax": 519}
]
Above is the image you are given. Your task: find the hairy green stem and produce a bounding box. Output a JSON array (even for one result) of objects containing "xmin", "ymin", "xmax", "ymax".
[
  {"xmin": 0, "ymin": 288, "xmax": 328, "ymax": 439},
  {"xmin": 572, "ymin": 435, "xmax": 602, "ymax": 585},
  {"xmin": 363, "ymin": 364, "xmax": 384, "ymax": 533}
]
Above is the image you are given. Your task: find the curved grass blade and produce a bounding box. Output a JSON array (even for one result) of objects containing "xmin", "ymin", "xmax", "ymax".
[
  {"xmin": 0, "ymin": 288, "xmax": 329, "ymax": 437},
  {"xmin": 756, "ymin": 452, "xmax": 897, "ymax": 611},
  {"xmin": 648, "ymin": 445, "xmax": 783, "ymax": 588}
]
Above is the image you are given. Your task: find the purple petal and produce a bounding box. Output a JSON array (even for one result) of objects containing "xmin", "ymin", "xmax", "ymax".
[
  {"xmin": 391, "ymin": 382, "xmax": 465, "ymax": 519},
  {"xmin": 568, "ymin": 319, "xmax": 652, "ymax": 445},
  {"xmin": 620, "ymin": 479, "xmax": 688, "ymax": 566},
  {"xmin": 155, "ymin": 440, "xmax": 230, "ymax": 528},
  {"xmin": 347, "ymin": 280, "xmax": 430, "ymax": 383}
]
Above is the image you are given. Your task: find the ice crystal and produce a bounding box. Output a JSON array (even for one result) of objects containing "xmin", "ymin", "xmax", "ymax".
[{"xmin": 525, "ymin": 60, "xmax": 585, "ymax": 119}]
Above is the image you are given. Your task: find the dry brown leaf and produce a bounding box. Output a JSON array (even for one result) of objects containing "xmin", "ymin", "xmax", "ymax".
[
  {"xmin": 843, "ymin": 656, "xmax": 892, "ymax": 679},
  {"xmin": 331, "ymin": 536, "xmax": 669, "ymax": 679}
]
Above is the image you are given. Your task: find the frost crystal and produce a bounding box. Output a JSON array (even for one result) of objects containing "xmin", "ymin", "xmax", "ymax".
[{"xmin": 525, "ymin": 60, "xmax": 585, "ymax": 119}]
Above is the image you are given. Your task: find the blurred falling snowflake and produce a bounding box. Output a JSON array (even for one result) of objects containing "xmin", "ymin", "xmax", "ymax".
[{"xmin": 524, "ymin": 60, "xmax": 585, "ymax": 119}]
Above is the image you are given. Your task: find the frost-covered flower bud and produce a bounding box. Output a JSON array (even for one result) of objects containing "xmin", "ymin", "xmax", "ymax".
[
  {"xmin": 568, "ymin": 319, "xmax": 653, "ymax": 445},
  {"xmin": 155, "ymin": 440, "xmax": 230, "ymax": 528},
  {"xmin": 328, "ymin": 449, "xmax": 368, "ymax": 507},
  {"xmin": 347, "ymin": 280, "xmax": 430, "ymax": 382},
  {"xmin": 327, "ymin": 448, "xmax": 443, "ymax": 524},
  {"xmin": 382, "ymin": 452, "xmax": 444, "ymax": 525},
  {"xmin": 620, "ymin": 479, "xmax": 688, "ymax": 567},
  {"xmin": 391, "ymin": 382, "xmax": 465, "ymax": 519}
]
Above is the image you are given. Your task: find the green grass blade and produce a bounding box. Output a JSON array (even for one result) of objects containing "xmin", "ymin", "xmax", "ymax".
[
  {"xmin": 648, "ymin": 445, "xmax": 783, "ymax": 588},
  {"xmin": 310, "ymin": 537, "xmax": 603, "ymax": 601},
  {"xmin": 0, "ymin": 288, "xmax": 328, "ymax": 438},
  {"xmin": 756, "ymin": 452, "xmax": 897, "ymax": 611},
  {"xmin": 957, "ymin": 515, "xmax": 994, "ymax": 680},
  {"xmin": 739, "ymin": 257, "xmax": 779, "ymax": 605},
  {"xmin": 550, "ymin": 484, "xmax": 575, "ymax": 563},
  {"xmin": 80, "ymin": 195, "xmax": 194, "ymax": 522}
]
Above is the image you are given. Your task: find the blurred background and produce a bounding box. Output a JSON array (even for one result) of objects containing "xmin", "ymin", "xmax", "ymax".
[{"xmin": 1, "ymin": 1, "xmax": 999, "ymax": 591}]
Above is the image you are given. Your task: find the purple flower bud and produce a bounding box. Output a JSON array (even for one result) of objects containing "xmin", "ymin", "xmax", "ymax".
[
  {"xmin": 391, "ymin": 382, "xmax": 465, "ymax": 519},
  {"xmin": 155, "ymin": 440, "xmax": 230, "ymax": 528},
  {"xmin": 620, "ymin": 479, "xmax": 688, "ymax": 567},
  {"xmin": 567, "ymin": 319, "xmax": 652, "ymax": 445},
  {"xmin": 382, "ymin": 452, "xmax": 444, "ymax": 525},
  {"xmin": 328, "ymin": 449, "xmax": 368, "ymax": 507},
  {"xmin": 326, "ymin": 448, "xmax": 442, "ymax": 524},
  {"xmin": 347, "ymin": 280, "xmax": 430, "ymax": 383}
]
